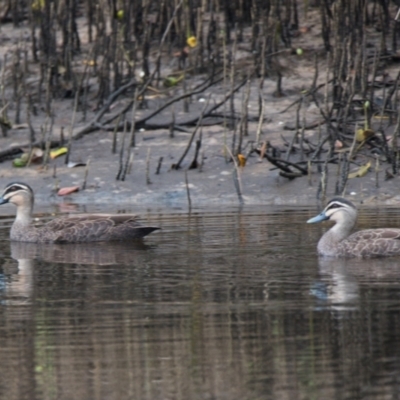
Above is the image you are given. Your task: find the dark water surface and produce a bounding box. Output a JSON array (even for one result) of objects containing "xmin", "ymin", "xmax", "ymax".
[{"xmin": 1, "ymin": 205, "xmax": 400, "ymax": 400}]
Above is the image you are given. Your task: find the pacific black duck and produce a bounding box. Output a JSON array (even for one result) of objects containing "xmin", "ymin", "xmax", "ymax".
[
  {"xmin": 307, "ymin": 197, "xmax": 400, "ymax": 258},
  {"xmin": 0, "ymin": 182, "xmax": 160, "ymax": 243}
]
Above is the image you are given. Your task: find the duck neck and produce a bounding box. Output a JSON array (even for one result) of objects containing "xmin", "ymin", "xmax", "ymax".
[
  {"xmin": 328, "ymin": 217, "xmax": 355, "ymax": 243},
  {"xmin": 14, "ymin": 203, "xmax": 33, "ymax": 226},
  {"xmin": 317, "ymin": 218, "xmax": 355, "ymax": 256}
]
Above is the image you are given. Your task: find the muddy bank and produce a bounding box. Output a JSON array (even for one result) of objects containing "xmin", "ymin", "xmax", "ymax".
[{"xmin": 1, "ymin": 125, "xmax": 400, "ymax": 211}]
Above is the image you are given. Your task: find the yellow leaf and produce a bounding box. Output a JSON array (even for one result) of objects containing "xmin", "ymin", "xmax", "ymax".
[
  {"xmin": 348, "ymin": 161, "xmax": 371, "ymax": 179},
  {"xmin": 237, "ymin": 154, "xmax": 246, "ymax": 167},
  {"xmin": 186, "ymin": 36, "xmax": 197, "ymax": 48},
  {"xmin": 50, "ymin": 147, "xmax": 68, "ymax": 159},
  {"xmin": 356, "ymin": 128, "xmax": 374, "ymax": 142},
  {"xmin": 116, "ymin": 10, "xmax": 124, "ymax": 20}
]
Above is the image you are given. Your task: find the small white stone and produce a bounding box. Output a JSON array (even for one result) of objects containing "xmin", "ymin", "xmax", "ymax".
[
  {"xmin": 350, "ymin": 192, "xmax": 357, "ymax": 196},
  {"xmin": 220, "ymin": 171, "xmax": 230, "ymax": 175},
  {"xmin": 181, "ymin": 183, "xmax": 195, "ymax": 188}
]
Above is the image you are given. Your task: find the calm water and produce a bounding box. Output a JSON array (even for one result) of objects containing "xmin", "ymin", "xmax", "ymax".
[{"xmin": 1, "ymin": 205, "xmax": 400, "ymax": 400}]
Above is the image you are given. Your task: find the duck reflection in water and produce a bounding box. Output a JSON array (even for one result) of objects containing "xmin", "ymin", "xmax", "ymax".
[
  {"xmin": 311, "ymin": 257, "xmax": 400, "ymax": 309},
  {"xmin": 10, "ymin": 240, "xmax": 152, "ymax": 266},
  {"xmin": 0, "ymin": 240, "xmax": 154, "ymax": 306}
]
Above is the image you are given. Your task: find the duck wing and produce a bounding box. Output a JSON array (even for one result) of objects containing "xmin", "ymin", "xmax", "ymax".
[
  {"xmin": 342, "ymin": 228, "xmax": 400, "ymax": 257},
  {"xmin": 44, "ymin": 214, "xmax": 159, "ymax": 243},
  {"xmin": 346, "ymin": 228, "xmax": 400, "ymax": 242}
]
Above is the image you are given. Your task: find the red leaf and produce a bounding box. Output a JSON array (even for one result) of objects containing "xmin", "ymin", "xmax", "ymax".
[{"xmin": 57, "ymin": 186, "xmax": 80, "ymax": 196}]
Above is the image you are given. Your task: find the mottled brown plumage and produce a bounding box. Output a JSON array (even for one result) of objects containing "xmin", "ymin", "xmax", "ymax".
[
  {"xmin": 0, "ymin": 182, "xmax": 160, "ymax": 243},
  {"xmin": 307, "ymin": 197, "xmax": 400, "ymax": 258}
]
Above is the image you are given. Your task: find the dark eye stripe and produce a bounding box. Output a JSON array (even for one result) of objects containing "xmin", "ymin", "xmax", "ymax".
[
  {"xmin": 326, "ymin": 202, "xmax": 343, "ymax": 211},
  {"xmin": 324, "ymin": 197, "xmax": 356, "ymax": 212},
  {"xmin": 9, "ymin": 186, "xmax": 22, "ymax": 191},
  {"xmin": 5, "ymin": 184, "xmax": 27, "ymax": 194}
]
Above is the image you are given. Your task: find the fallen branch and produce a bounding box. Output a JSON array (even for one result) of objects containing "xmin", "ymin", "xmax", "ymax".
[
  {"xmin": 256, "ymin": 146, "xmax": 309, "ymax": 180},
  {"xmin": 0, "ymin": 71, "xmax": 253, "ymax": 164},
  {"xmin": 73, "ymin": 73, "xmax": 222, "ymax": 139},
  {"xmin": 84, "ymin": 72, "xmax": 251, "ymax": 133}
]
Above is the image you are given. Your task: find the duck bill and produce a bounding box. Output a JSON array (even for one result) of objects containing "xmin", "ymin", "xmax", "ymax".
[
  {"xmin": 307, "ymin": 211, "xmax": 329, "ymax": 224},
  {"xmin": 0, "ymin": 197, "xmax": 8, "ymax": 205}
]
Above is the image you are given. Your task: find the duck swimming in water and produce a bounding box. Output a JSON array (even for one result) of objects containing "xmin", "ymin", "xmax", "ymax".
[
  {"xmin": 307, "ymin": 197, "xmax": 400, "ymax": 258},
  {"xmin": 0, "ymin": 182, "xmax": 160, "ymax": 243}
]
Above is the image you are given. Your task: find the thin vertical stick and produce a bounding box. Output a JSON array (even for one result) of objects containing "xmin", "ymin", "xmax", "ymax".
[
  {"xmin": 65, "ymin": 85, "xmax": 80, "ymax": 165},
  {"xmin": 116, "ymin": 119, "xmax": 127, "ymax": 180},
  {"xmin": 121, "ymin": 149, "xmax": 133, "ymax": 181},
  {"xmin": 375, "ymin": 155, "xmax": 380, "ymax": 189},
  {"xmin": 391, "ymin": 109, "xmax": 400, "ymax": 174},
  {"xmin": 1, "ymin": 54, "xmax": 7, "ymax": 111},
  {"xmin": 146, "ymin": 148, "xmax": 151, "ymax": 184},
  {"xmin": 169, "ymin": 105, "xmax": 175, "ymax": 138},
  {"xmin": 299, "ymin": 113, "xmax": 306, "ymax": 162},
  {"xmin": 183, "ymin": 70, "xmax": 189, "ymax": 113},
  {"xmin": 185, "ymin": 170, "xmax": 192, "ymax": 210},
  {"xmin": 335, "ymin": 153, "xmax": 342, "ymax": 195},
  {"xmin": 222, "ymin": 26, "xmax": 228, "ymax": 162},
  {"xmin": 317, "ymin": 146, "xmax": 332, "ymax": 201},
  {"xmin": 286, "ymin": 99, "xmax": 302, "ymax": 161},
  {"xmin": 225, "ymin": 145, "xmax": 244, "ymax": 205},
  {"xmin": 129, "ymin": 87, "xmax": 138, "ymax": 147},
  {"xmin": 126, "ymin": 153, "xmax": 134, "ymax": 176},
  {"xmin": 307, "ymin": 160, "xmax": 312, "ymax": 186},
  {"xmin": 156, "ymin": 157, "xmax": 163, "ymax": 174},
  {"xmin": 112, "ymin": 112, "xmax": 123, "ymax": 154},
  {"xmin": 82, "ymin": 158, "xmax": 91, "ymax": 190},
  {"xmin": 229, "ymin": 26, "xmax": 237, "ymax": 130},
  {"xmin": 41, "ymin": 116, "xmax": 51, "ymax": 167},
  {"xmin": 255, "ymin": 90, "xmax": 265, "ymax": 144}
]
